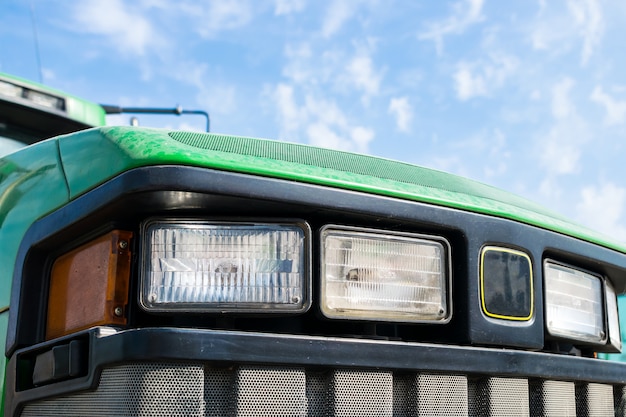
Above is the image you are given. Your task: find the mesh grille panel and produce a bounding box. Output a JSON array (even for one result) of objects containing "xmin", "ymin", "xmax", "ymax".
[
  {"xmin": 576, "ymin": 382, "xmax": 614, "ymax": 417},
  {"xmin": 18, "ymin": 362, "xmax": 625, "ymax": 417},
  {"xmin": 415, "ymin": 374, "xmax": 468, "ymax": 416},
  {"xmin": 21, "ymin": 363, "xmax": 205, "ymax": 417},
  {"xmin": 235, "ymin": 366, "xmax": 306, "ymax": 417},
  {"xmin": 529, "ymin": 380, "xmax": 576, "ymax": 416},
  {"xmin": 615, "ymin": 385, "xmax": 626, "ymax": 417},
  {"xmin": 469, "ymin": 377, "xmax": 529, "ymax": 417},
  {"xmin": 331, "ymin": 370, "xmax": 393, "ymax": 417}
]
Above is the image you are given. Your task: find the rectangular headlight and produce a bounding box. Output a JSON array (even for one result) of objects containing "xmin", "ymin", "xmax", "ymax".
[
  {"xmin": 140, "ymin": 220, "xmax": 309, "ymax": 313},
  {"xmin": 544, "ymin": 261, "xmax": 605, "ymax": 344},
  {"xmin": 321, "ymin": 226, "xmax": 450, "ymax": 323}
]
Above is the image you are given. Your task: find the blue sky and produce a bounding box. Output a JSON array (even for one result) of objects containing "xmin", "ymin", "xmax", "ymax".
[{"xmin": 2, "ymin": 0, "xmax": 626, "ymax": 241}]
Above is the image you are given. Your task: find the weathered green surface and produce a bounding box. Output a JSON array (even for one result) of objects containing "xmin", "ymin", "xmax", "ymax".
[
  {"xmin": 0, "ymin": 72, "xmax": 106, "ymax": 127},
  {"xmin": 59, "ymin": 126, "xmax": 626, "ymax": 254}
]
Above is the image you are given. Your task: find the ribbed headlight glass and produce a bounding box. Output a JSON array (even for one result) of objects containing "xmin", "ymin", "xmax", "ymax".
[
  {"xmin": 321, "ymin": 226, "xmax": 450, "ymax": 323},
  {"xmin": 140, "ymin": 220, "xmax": 309, "ymax": 312},
  {"xmin": 544, "ymin": 261, "xmax": 605, "ymax": 344}
]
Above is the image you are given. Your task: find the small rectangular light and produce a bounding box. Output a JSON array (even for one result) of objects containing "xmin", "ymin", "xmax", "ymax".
[
  {"xmin": 26, "ymin": 89, "xmax": 65, "ymax": 111},
  {"xmin": 47, "ymin": 230, "xmax": 132, "ymax": 340},
  {"xmin": 480, "ymin": 246, "xmax": 533, "ymax": 321},
  {"xmin": 0, "ymin": 80, "xmax": 23, "ymax": 99},
  {"xmin": 321, "ymin": 226, "xmax": 450, "ymax": 323},
  {"xmin": 140, "ymin": 220, "xmax": 309, "ymax": 312},
  {"xmin": 544, "ymin": 261, "xmax": 605, "ymax": 344},
  {"xmin": 605, "ymin": 281, "xmax": 622, "ymax": 352}
]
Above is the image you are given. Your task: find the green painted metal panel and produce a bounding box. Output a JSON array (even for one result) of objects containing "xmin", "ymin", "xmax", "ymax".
[
  {"xmin": 0, "ymin": 140, "xmax": 70, "ymax": 307},
  {"xmin": 58, "ymin": 126, "xmax": 626, "ymax": 254}
]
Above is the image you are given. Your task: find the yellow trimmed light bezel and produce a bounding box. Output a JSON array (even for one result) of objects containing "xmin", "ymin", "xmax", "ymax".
[{"xmin": 480, "ymin": 246, "xmax": 534, "ymax": 321}]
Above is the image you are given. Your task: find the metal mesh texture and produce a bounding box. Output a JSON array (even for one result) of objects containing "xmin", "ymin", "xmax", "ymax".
[{"xmin": 19, "ymin": 362, "xmax": 625, "ymax": 417}]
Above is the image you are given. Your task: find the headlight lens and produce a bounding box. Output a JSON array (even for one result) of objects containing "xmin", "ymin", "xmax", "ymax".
[
  {"xmin": 321, "ymin": 226, "xmax": 450, "ymax": 323},
  {"xmin": 140, "ymin": 220, "xmax": 309, "ymax": 312},
  {"xmin": 544, "ymin": 261, "xmax": 605, "ymax": 344}
]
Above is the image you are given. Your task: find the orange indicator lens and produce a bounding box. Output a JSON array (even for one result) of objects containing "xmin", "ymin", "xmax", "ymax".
[{"xmin": 46, "ymin": 230, "xmax": 133, "ymax": 340}]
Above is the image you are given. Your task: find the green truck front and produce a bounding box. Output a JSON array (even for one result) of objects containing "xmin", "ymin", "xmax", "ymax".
[{"xmin": 2, "ymin": 73, "xmax": 626, "ymax": 416}]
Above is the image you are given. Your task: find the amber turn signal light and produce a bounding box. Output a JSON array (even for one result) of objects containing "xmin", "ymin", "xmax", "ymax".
[{"xmin": 46, "ymin": 230, "xmax": 133, "ymax": 340}]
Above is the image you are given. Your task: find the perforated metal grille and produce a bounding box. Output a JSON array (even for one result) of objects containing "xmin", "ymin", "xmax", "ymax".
[
  {"xmin": 576, "ymin": 382, "xmax": 614, "ymax": 417},
  {"xmin": 615, "ymin": 385, "xmax": 626, "ymax": 417},
  {"xmin": 469, "ymin": 377, "xmax": 529, "ymax": 417},
  {"xmin": 529, "ymin": 380, "xmax": 576, "ymax": 416},
  {"xmin": 21, "ymin": 363, "xmax": 205, "ymax": 417},
  {"xmin": 18, "ymin": 362, "xmax": 625, "ymax": 417},
  {"xmin": 414, "ymin": 373, "xmax": 468, "ymax": 416}
]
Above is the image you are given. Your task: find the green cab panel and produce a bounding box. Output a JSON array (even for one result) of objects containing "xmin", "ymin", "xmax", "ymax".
[{"xmin": 58, "ymin": 126, "xmax": 626, "ymax": 254}]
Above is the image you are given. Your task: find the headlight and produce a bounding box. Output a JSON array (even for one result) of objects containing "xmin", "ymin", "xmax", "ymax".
[
  {"xmin": 320, "ymin": 226, "xmax": 451, "ymax": 323},
  {"xmin": 140, "ymin": 220, "xmax": 310, "ymax": 313},
  {"xmin": 544, "ymin": 261, "xmax": 605, "ymax": 344}
]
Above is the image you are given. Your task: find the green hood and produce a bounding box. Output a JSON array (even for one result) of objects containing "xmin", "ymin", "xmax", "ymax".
[{"xmin": 56, "ymin": 126, "xmax": 625, "ymax": 254}]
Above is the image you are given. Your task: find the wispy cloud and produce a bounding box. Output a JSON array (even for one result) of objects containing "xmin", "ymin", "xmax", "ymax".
[
  {"xmin": 567, "ymin": 0, "xmax": 603, "ymax": 65},
  {"xmin": 531, "ymin": 0, "xmax": 604, "ymax": 66},
  {"xmin": 388, "ymin": 97, "xmax": 413, "ymax": 132},
  {"xmin": 321, "ymin": 0, "xmax": 355, "ymax": 38},
  {"xmin": 274, "ymin": 0, "xmax": 306, "ymax": 16},
  {"xmin": 551, "ymin": 77, "xmax": 575, "ymax": 119},
  {"xmin": 71, "ymin": 0, "xmax": 163, "ymax": 56},
  {"xmin": 453, "ymin": 53, "xmax": 518, "ymax": 100},
  {"xmin": 419, "ymin": 0, "xmax": 485, "ymax": 54},
  {"xmin": 590, "ymin": 86, "xmax": 626, "ymax": 126},
  {"xmin": 539, "ymin": 77, "xmax": 590, "ymax": 176},
  {"xmin": 343, "ymin": 47, "xmax": 385, "ymax": 103},
  {"xmin": 576, "ymin": 182, "xmax": 626, "ymax": 238},
  {"xmin": 268, "ymin": 83, "xmax": 374, "ymax": 153}
]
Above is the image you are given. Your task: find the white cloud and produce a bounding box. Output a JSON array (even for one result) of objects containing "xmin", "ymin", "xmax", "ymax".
[
  {"xmin": 418, "ymin": 0, "xmax": 485, "ymax": 54},
  {"xmin": 178, "ymin": 0, "xmax": 253, "ymax": 38},
  {"xmin": 454, "ymin": 66, "xmax": 486, "ymax": 100},
  {"xmin": 268, "ymin": 83, "xmax": 374, "ymax": 153},
  {"xmin": 567, "ymin": 0, "xmax": 603, "ymax": 65},
  {"xmin": 321, "ymin": 1, "xmax": 355, "ymax": 38},
  {"xmin": 453, "ymin": 53, "xmax": 518, "ymax": 100},
  {"xmin": 576, "ymin": 182, "xmax": 626, "ymax": 239},
  {"xmin": 344, "ymin": 50, "xmax": 384, "ymax": 102},
  {"xmin": 530, "ymin": 0, "xmax": 604, "ymax": 66},
  {"xmin": 539, "ymin": 77, "xmax": 591, "ymax": 176},
  {"xmin": 590, "ymin": 86, "xmax": 626, "ymax": 126},
  {"xmin": 281, "ymin": 41, "xmax": 384, "ymax": 104},
  {"xmin": 71, "ymin": 0, "xmax": 161, "ymax": 56},
  {"xmin": 551, "ymin": 77, "xmax": 575, "ymax": 119},
  {"xmin": 274, "ymin": 0, "xmax": 306, "ymax": 16},
  {"xmin": 270, "ymin": 83, "xmax": 305, "ymax": 139},
  {"xmin": 388, "ymin": 97, "xmax": 413, "ymax": 132}
]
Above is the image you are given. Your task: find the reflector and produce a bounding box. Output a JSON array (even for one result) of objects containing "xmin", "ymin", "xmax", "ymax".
[
  {"xmin": 47, "ymin": 230, "xmax": 132, "ymax": 340},
  {"xmin": 140, "ymin": 220, "xmax": 309, "ymax": 312},
  {"xmin": 321, "ymin": 226, "xmax": 450, "ymax": 322},
  {"xmin": 544, "ymin": 261, "xmax": 605, "ymax": 344}
]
